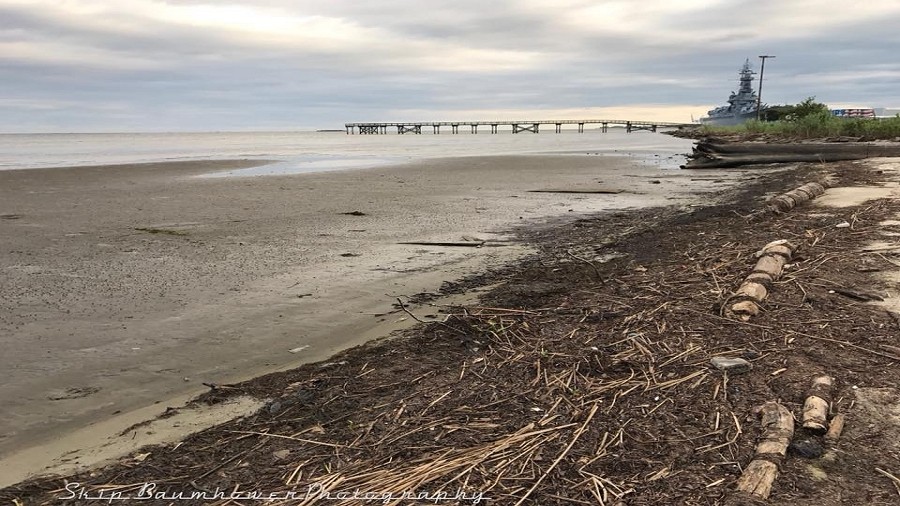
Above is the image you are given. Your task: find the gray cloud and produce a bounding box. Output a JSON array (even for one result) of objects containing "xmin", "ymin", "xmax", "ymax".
[{"xmin": 1, "ymin": 0, "xmax": 898, "ymax": 131}]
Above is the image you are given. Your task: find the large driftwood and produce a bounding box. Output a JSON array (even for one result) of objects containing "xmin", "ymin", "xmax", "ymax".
[
  {"xmin": 696, "ymin": 141, "xmax": 900, "ymax": 155},
  {"xmin": 727, "ymin": 240, "xmax": 797, "ymax": 320},
  {"xmin": 683, "ymin": 140, "xmax": 900, "ymax": 169},
  {"xmin": 735, "ymin": 402, "xmax": 795, "ymax": 499},
  {"xmin": 684, "ymin": 153, "xmax": 867, "ymax": 169}
]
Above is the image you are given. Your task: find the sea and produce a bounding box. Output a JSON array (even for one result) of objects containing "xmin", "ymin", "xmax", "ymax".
[{"xmin": 0, "ymin": 129, "xmax": 693, "ymax": 176}]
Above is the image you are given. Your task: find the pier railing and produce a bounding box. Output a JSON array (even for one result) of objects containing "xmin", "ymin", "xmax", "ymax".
[{"xmin": 344, "ymin": 119, "xmax": 695, "ymax": 135}]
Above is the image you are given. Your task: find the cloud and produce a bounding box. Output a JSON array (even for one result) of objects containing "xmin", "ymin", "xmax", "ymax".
[{"xmin": 0, "ymin": 0, "xmax": 898, "ymax": 131}]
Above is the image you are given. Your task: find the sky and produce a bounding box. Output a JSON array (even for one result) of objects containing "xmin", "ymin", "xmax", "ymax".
[{"xmin": 1, "ymin": 0, "xmax": 899, "ymax": 132}]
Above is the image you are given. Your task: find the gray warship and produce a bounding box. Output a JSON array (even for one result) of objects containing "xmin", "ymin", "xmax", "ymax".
[{"xmin": 700, "ymin": 59, "xmax": 762, "ymax": 126}]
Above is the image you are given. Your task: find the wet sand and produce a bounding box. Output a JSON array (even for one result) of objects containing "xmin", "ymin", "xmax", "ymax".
[{"xmin": 0, "ymin": 152, "xmax": 759, "ymax": 484}]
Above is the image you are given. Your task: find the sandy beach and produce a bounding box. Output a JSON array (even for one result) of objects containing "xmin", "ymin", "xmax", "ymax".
[
  {"xmin": 6, "ymin": 149, "xmax": 900, "ymax": 504},
  {"xmin": 0, "ymin": 152, "xmax": 758, "ymax": 484}
]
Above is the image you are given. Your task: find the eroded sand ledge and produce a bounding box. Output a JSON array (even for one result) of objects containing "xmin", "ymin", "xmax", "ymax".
[{"xmin": 0, "ymin": 154, "xmax": 756, "ymax": 484}]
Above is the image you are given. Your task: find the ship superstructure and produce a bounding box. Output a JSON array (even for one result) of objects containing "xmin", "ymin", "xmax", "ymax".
[{"xmin": 700, "ymin": 60, "xmax": 762, "ymax": 125}]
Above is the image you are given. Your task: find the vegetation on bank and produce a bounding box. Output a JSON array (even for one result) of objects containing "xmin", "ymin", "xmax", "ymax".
[{"xmin": 698, "ymin": 97, "xmax": 900, "ymax": 139}]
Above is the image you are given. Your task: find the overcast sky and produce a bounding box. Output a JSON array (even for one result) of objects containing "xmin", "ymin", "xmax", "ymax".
[{"xmin": 2, "ymin": 0, "xmax": 899, "ymax": 132}]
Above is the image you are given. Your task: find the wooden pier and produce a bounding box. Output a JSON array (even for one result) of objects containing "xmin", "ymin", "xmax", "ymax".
[{"xmin": 345, "ymin": 119, "xmax": 694, "ymax": 135}]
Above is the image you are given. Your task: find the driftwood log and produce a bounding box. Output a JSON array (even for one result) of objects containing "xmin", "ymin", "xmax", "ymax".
[
  {"xmin": 727, "ymin": 240, "xmax": 797, "ymax": 320},
  {"xmin": 768, "ymin": 182, "xmax": 827, "ymax": 213},
  {"xmin": 801, "ymin": 375, "xmax": 833, "ymax": 433},
  {"xmin": 683, "ymin": 140, "xmax": 900, "ymax": 169},
  {"xmin": 735, "ymin": 402, "xmax": 795, "ymax": 499},
  {"xmin": 824, "ymin": 413, "xmax": 846, "ymax": 442}
]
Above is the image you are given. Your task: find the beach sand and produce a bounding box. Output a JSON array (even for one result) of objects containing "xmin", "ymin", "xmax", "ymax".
[{"xmin": 0, "ymin": 153, "xmax": 758, "ymax": 484}]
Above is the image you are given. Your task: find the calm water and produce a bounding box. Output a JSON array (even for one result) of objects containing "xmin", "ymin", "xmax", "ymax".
[{"xmin": 0, "ymin": 130, "xmax": 693, "ymax": 175}]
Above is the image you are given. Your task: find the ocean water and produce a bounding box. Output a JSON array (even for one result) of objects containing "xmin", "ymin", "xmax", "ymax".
[{"xmin": 0, "ymin": 129, "xmax": 693, "ymax": 175}]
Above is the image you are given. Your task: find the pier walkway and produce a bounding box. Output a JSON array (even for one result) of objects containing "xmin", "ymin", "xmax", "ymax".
[{"xmin": 344, "ymin": 119, "xmax": 694, "ymax": 135}]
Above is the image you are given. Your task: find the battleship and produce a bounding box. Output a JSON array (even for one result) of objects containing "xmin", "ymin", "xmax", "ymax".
[{"xmin": 700, "ymin": 59, "xmax": 763, "ymax": 126}]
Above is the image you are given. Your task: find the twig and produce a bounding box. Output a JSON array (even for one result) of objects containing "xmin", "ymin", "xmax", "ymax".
[
  {"xmin": 514, "ymin": 404, "xmax": 599, "ymax": 505},
  {"xmin": 396, "ymin": 297, "xmax": 428, "ymax": 323},
  {"xmin": 567, "ymin": 250, "xmax": 604, "ymax": 281},
  {"xmin": 875, "ymin": 467, "xmax": 900, "ymax": 496},
  {"xmin": 226, "ymin": 430, "xmax": 348, "ymax": 448}
]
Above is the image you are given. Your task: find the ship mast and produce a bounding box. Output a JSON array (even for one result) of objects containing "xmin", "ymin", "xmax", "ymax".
[{"xmin": 738, "ymin": 59, "xmax": 755, "ymax": 96}]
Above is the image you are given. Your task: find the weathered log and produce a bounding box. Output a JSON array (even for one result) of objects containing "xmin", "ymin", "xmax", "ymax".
[
  {"xmin": 745, "ymin": 272, "xmax": 774, "ymax": 285},
  {"xmin": 728, "ymin": 240, "xmax": 796, "ymax": 320},
  {"xmin": 725, "ymin": 239, "xmax": 797, "ymax": 321},
  {"xmin": 737, "ymin": 461, "xmax": 779, "ymax": 499},
  {"xmin": 799, "ymin": 182, "xmax": 826, "ymax": 196},
  {"xmin": 752, "ymin": 255, "xmax": 788, "ymax": 278},
  {"xmin": 683, "ymin": 153, "xmax": 869, "ymax": 169},
  {"xmin": 730, "ymin": 300, "xmax": 760, "ymax": 318},
  {"xmin": 735, "ymin": 402, "xmax": 795, "ymax": 499},
  {"xmin": 802, "ymin": 375, "xmax": 833, "ymax": 433},
  {"xmin": 824, "ymin": 413, "xmax": 846, "ymax": 442},
  {"xmin": 694, "ymin": 140, "xmax": 900, "ymax": 156},
  {"xmin": 759, "ymin": 244, "xmax": 794, "ymax": 259},
  {"xmin": 792, "ymin": 187, "xmax": 816, "ymax": 200},
  {"xmin": 762, "ymin": 239, "xmax": 797, "ymax": 254},
  {"xmin": 766, "ymin": 181, "xmax": 826, "ymax": 213},
  {"xmin": 784, "ymin": 189, "xmax": 811, "ymax": 204},
  {"xmin": 683, "ymin": 141, "xmax": 900, "ymax": 169},
  {"xmin": 769, "ymin": 195, "xmax": 796, "ymax": 212},
  {"xmin": 735, "ymin": 281, "xmax": 768, "ymax": 302}
]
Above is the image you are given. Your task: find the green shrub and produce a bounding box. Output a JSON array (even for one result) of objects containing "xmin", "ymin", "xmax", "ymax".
[{"xmin": 699, "ymin": 98, "xmax": 900, "ymax": 140}]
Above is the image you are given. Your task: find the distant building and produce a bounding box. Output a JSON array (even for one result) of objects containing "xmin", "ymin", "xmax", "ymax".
[
  {"xmin": 874, "ymin": 108, "xmax": 900, "ymax": 118},
  {"xmin": 830, "ymin": 108, "xmax": 876, "ymax": 118}
]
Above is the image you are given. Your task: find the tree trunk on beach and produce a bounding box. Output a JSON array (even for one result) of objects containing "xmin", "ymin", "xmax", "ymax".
[{"xmin": 683, "ymin": 140, "xmax": 900, "ymax": 169}]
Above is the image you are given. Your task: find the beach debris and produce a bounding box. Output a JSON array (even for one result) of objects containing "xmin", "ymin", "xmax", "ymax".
[
  {"xmin": 339, "ymin": 211, "xmax": 367, "ymax": 216},
  {"xmin": 134, "ymin": 227, "xmax": 188, "ymax": 236},
  {"xmin": 802, "ymin": 375, "xmax": 834, "ymax": 433},
  {"xmin": 398, "ymin": 241, "xmax": 486, "ymax": 248},
  {"xmin": 340, "ymin": 252, "xmax": 361, "ymax": 257},
  {"xmin": 529, "ymin": 188, "xmax": 625, "ymax": 194},
  {"xmin": 683, "ymin": 140, "xmax": 900, "ymax": 169},
  {"xmin": 835, "ymin": 221, "xmax": 851, "ymax": 228},
  {"xmin": 47, "ymin": 386, "xmax": 100, "ymax": 400},
  {"xmin": 735, "ymin": 402, "xmax": 795, "ymax": 500},
  {"xmin": 875, "ymin": 468, "xmax": 900, "ymax": 493},
  {"xmin": 0, "ymin": 213, "xmax": 23, "ymax": 220},
  {"xmin": 288, "ymin": 345, "xmax": 310, "ymax": 354},
  {"xmin": 767, "ymin": 182, "xmax": 827, "ymax": 213},
  {"xmin": 726, "ymin": 239, "xmax": 797, "ymax": 320},
  {"xmin": 710, "ymin": 356, "xmax": 752, "ymax": 374},
  {"xmin": 202, "ymin": 382, "xmax": 241, "ymax": 391},
  {"xmin": 824, "ymin": 413, "xmax": 846, "ymax": 443},
  {"xmin": 13, "ymin": 160, "xmax": 900, "ymax": 503}
]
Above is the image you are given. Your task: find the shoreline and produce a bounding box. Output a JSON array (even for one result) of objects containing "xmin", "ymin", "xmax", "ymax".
[
  {"xmin": 7, "ymin": 156, "xmax": 900, "ymax": 503},
  {"xmin": 0, "ymin": 152, "xmax": 759, "ymax": 486}
]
